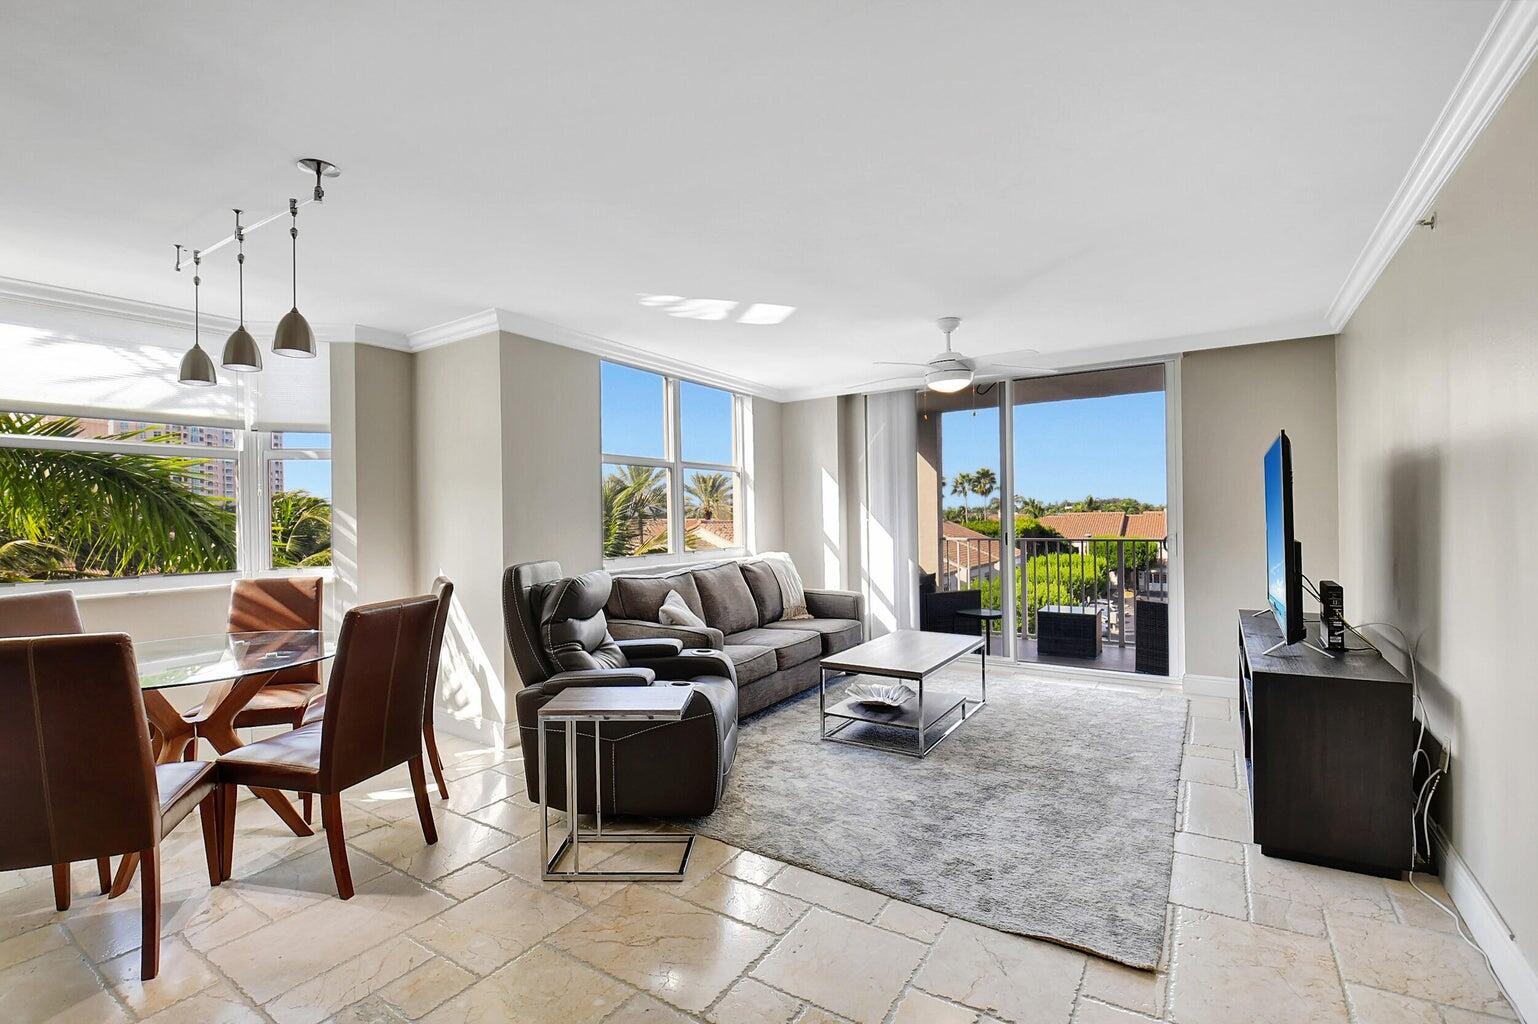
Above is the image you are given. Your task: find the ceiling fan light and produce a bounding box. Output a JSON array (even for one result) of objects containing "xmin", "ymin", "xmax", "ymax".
[
  {"xmin": 179, "ymin": 343, "xmax": 218, "ymax": 386},
  {"xmin": 273, "ymin": 306, "xmax": 316, "ymax": 357},
  {"xmin": 926, "ymin": 366, "xmax": 973, "ymax": 393},
  {"xmin": 221, "ymin": 325, "xmax": 262, "ymax": 371}
]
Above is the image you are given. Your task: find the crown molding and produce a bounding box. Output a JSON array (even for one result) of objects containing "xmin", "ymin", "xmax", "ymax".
[
  {"xmin": 1326, "ymin": 0, "xmax": 1538, "ymax": 331},
  {"xmin": 404, "ymin": 306, "xmax": 789, "ymax": 400}
]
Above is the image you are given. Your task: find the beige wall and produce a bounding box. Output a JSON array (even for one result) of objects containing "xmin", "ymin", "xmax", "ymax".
[
  {"xmin": 746, "ymin": 395, "xmax": 784, "ymax": 553},
  {"xmin": 1180, "ymin": 336, "xmax": 1339, "ymax": 678},
  {"xmin": 414, "ymin": 333, "xmax": 508, "ymax": 745},
  {"xmin": 76, "ymin": 583, "xmax": 229, "ymax": 640},
  {"xmin": 1336, "ymin": 60, "xmax": 1538, "ymax": 974},
  {"xmin": 779, "ymin": 397, "xmax": 848, "ymax": 589}
]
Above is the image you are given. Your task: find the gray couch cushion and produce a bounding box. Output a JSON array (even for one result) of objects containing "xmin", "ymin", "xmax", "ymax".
[
  {"xmin": 725, "ymin": 626, "xmax": 822, "ymax": 670},
  {"xmin": 738, "ymin": 559, "xmax": 784, "ymax": 626},
  {"xmin": 724, "ymin": 644, "xmax": 777, "ymax": 685},
  {"xmin": 693, "ymin": 563, "xmax": 759, "ymax": 635},
  {"xmin": 760, "ymin": 617, "xmax": 862, "ymax": 656},
  {"xmin": 607, "ymin": 570, "xmax": 705, "ymax": 623}
]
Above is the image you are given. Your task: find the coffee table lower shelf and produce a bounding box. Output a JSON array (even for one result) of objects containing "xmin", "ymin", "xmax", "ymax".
[{"xmin": 821, "ymin": 679, "xmax": 982, "ymax": 757}]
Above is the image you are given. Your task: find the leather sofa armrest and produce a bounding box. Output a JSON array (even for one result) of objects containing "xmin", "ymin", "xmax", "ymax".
[
  {"xmin": 608, "ymin": 618, "xmax": 725, "ymax": 650},
  {"xmin": 614, "ymin": 637, "xmax": 685, "ymax": 660},
  {"xmin": 804, "ymin": 588, "xmax": 864, "ymax": 621},
  {"xmin": 627, "ymin": 649, "xmax": 737, "ymax": 686},
  {"xmin": 542, "ymin": 667, "xmax": 656, "ymax": 693}
]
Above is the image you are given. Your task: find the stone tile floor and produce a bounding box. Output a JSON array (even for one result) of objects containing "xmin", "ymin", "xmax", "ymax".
[{"xmin": 0, "ymin": 667, "xmax": 1517, "ymax": 1023}]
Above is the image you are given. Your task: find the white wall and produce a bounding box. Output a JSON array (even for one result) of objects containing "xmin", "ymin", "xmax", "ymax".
[
  {"xmin": 1336, "ymin": 57, "xmax": 1538, "ymax": 983},
  {"xmin": 1179, "ymin": 336, "xmax": 1339, "ymax": 679},
  {"xmin": 779, "ymin": 397, "xmax": 848, "ymax": 589},
  {"xmin": 746, "ymin": 395, "xmax": 784, "ymax": 553},
  {"xmin": 414, "ymin": 333, "xmax": 508, "ymax": 746}
]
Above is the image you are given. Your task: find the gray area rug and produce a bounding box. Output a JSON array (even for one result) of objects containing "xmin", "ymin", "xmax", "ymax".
[{"xmin": 689, "ymin": 672, "xmax": 1185, "ymax": 968}]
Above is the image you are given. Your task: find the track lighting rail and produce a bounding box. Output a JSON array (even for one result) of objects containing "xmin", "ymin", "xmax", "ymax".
[{"xmin": 172, "ymin": 158, "xmax": 337, "ymax": 272}]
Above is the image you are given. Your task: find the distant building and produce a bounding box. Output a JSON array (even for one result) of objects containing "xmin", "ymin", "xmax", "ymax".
[{"xmin": 71, "ymin": 418, "xmax": 282, "ymax": 500}]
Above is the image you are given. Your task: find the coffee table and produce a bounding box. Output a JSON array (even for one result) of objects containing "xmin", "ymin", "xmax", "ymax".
[{"xmin": 819, "ymin": 630, "xmax": 986, "ymax": 757}]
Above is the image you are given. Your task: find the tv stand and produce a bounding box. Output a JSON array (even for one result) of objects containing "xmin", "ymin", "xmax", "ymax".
[{"xmin": 1237, "ymin": 611, "xmax": 1413, "ymax": 877}]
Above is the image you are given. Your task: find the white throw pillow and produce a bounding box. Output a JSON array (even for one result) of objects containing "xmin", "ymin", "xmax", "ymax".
[
  {"xmin": 658, "ymin": 588, "xmax": 706, "ymax": 628},
  {"xmin": 760, "ymin": 552, "xmax": 812, "ymax": 620}
]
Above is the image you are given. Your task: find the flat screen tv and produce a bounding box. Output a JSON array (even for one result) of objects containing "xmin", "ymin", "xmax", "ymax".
[{"xmin": 1263, "ymin": 431, "xmax": 1306, "ymax": 645}]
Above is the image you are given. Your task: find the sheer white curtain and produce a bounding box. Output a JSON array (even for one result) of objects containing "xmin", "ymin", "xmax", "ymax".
[{"xmin": 861, "ymin": 390, "xmax": 919, "ymax": 637}]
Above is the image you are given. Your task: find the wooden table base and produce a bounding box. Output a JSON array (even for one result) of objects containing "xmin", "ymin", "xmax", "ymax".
[{"xmin": 110, "ymin": 671, "xmax": 313, "ymax": 898}]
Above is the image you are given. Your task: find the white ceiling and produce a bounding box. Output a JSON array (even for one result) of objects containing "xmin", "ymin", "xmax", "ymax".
[{"xmin": 0, "ymin": 1, "xmax": 1503, "ymax": 399}]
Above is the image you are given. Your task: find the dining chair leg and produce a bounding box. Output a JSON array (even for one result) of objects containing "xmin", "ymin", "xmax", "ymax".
[
  {"xmin": 320, "ymin": 794, "xmax": 354, "ymax": 900},
  {"xmin": 51, "ymin": 864, "xmax": 70, "ymax": 912},
  {"xmin": 140, "ymin": 845, "xmax": 161, "ymax": 981},
  {"xmin": 218, "ymin": 784, "xmax": 238, "ymax": 882},
  {"xmin": 422, "ymin": 723, "xmax": 449, "ymax": 800},
  {"xmin": 407, "ymin": 756, "xmax": 439, "ymax": 845},
  {"xmin": 302, "ymin": 793, "xmax": 312, "ymax": 825},
  {"xmin": 198, "ymin": 789, "xmax": 222, "ymax": 888},
  {"xmin": 96, "ymin": 857, "xmax": 112, "ymax": 895}
]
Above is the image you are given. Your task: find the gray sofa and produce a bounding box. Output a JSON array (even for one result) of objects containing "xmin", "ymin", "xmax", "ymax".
[{"xmin": 604, "ymin": 558, "xmax": 865, "ymax": 717}]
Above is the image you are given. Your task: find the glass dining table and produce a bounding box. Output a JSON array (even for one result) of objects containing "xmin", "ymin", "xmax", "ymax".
[{"xmin": 110, "ymin": 629, "xmax": 337, "ymax": 897}]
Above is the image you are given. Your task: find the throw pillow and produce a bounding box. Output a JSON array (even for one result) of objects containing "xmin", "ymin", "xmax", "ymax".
[
  {"xmin": 658, "ymin": 588, "xmax": 706, "ymax": 628},
  {"xmin": 761, "ymin": 552, "xmax": 812, "ymax": 620}
]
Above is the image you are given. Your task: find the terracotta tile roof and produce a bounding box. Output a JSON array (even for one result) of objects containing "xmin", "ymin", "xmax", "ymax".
[
  {"xmin": 942, "ymin": 521, "xmax": 990, "ymax": 540},
  {"xmin": 1036, "ymin": 511, "xmax": 1129, "ymax": 538},
  {"xmin": 1124, "ymin": 511, "xmax": 1167, "ymax": 539}
]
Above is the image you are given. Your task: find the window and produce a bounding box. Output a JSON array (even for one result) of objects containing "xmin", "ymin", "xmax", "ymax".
[
  {"xmin": 0, "ymin": 411, "xmax": 237, "ymax": 582},
  {"xmin": 266, "ymin": 432, "xmax": 332, "ymax": 569},
  {"xmin": 600, "ymin": 362, "xmax": 742, "ymax": 559}
]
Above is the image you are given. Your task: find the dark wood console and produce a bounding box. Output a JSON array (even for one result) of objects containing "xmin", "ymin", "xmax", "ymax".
[{"xmin": 1237, "ymin": 611, "xmax": 1413, "ymax": 877}]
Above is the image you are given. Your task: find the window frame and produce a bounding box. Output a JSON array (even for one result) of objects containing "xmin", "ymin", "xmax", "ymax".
[
  {"xmin": 258, "ymin": 431, "xmax": 334, "ymax": 574},
  {"xmin": 0, "ymin": 412, "xmax": 331, "ymax": 593},
  {"xmin": 600, "ymin": 363, "xmax": 745, "ymax": 566}
]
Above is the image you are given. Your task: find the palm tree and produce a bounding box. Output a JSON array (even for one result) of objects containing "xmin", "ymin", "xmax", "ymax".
[
  {"xmin": 0, "ymin": 413, "xmax": 235, "ymax": 581},
  {"xmin": 685, "ymin": 472, "xmax": 733, "ymax": 521},
  {"xmin": 271, "ymin": 490, "xmax": 332, "ymax": 567},
  {"xmin": 951, "ymin": 471, "xmax": 974, "ymax": 521},
  {"xmin": 971, "ymin": 468, "xmax": 997, "ymax": 516},
  {"xmin": 1015, "ymin": 495, "xmax": 1046, "ymax": 518},
  {"xmin": 602, "ymin": 465, "xmax": 670, "ymax": 556}
]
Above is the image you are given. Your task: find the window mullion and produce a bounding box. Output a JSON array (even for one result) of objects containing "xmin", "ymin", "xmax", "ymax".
[{"xmin": 667, "ymin": 376, "xmax": 684, "ymax": 554}]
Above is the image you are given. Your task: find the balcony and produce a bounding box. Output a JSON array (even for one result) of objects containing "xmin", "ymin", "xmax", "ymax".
[{"xmin": 924, "ymin": 535, "xmax": 1170, "ymax": 676}]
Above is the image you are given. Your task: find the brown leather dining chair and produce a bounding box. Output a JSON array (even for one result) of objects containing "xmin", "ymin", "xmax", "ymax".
[
  {"xmin": 0, "ymin": 589, "xmax": 116, "ymax": 901},
  {"xmin": 298, "ymin": 576, "xmax": 455, "ymax": 823},
  {"xmin": 225, "ymin": 576, "xmax": 325, "ymax": 731},
  {"xmin": 0, "ymin": 632, "xmax": 222, "ymax": 980},
  {"xmin": 218, "ymin": 594, "xmax": 440, "ymax": 899}
]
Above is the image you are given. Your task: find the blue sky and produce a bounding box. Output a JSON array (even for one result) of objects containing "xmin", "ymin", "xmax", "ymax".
[
  {"xmin": 940, "ymin": 391, "xmax": 1167, "ymax": 506},
  {"xmin": 601, "ymin": 362, "xmax": 734, "ymax": 465},
  {"xmin": 278, "ymin": 431, "xmax": 332, "ymax": 500}
]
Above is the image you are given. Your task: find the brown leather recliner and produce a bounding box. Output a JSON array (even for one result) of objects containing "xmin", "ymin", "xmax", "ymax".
[
  {"xmin": 0, "ymin": 632, "xmax": 222, "ymax": 981},
  {"xmin": 217, "ymin": 594, "xmax": 441, "ymax": 900},
  {"xmin": 503, "ymin": 561, "xmax": 737, "ymax": 818}
]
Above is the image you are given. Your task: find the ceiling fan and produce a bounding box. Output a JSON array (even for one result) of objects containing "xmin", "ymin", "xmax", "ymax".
[{"xmin": 858, "ymin": 317, "xmax": 1056, "ymax": 393}]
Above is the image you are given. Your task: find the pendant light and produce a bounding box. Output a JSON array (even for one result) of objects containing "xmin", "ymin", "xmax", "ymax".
[
  {"xmin": 272, "ymin": 198, "xmax": 316, "ymax": 357},
  {"xmin": 178, "ymin": 250, "xmax": 218, "ymax": 386},
  {"xmin": 221, "ymin": 209, "xmax": 262, "ymax": 371}
]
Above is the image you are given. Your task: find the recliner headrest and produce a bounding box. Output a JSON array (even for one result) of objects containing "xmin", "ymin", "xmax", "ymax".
[{"xmin": 540, "ymin": 571, "xmax": 613, "ymax": 625}]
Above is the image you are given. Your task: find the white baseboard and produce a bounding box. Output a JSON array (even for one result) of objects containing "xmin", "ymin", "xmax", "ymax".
[
  {"xmin": 1182, "ymin": 673, "xmax": 1236, "ymax": 698},
  {"xmin": 1434, "ymin": 825, "xmax": 1537, "ymax": 1023}
]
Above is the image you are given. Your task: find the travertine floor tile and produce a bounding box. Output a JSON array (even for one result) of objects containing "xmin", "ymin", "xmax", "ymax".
[
  {"xmin": 678, "ymin": 872, "xmax": 809, "ymax": 932},
  {"xmin": 1180, "ymin": 783, "xmax": 1250, "ymax": 843},
  {"xmin": 722, "ymin": 849, "xmax": 786, "ymax": 886},
  {"xmin": 914, "ymin": 919, "xmax": 1084, "ymax": 1024},
  {"xmin": 379, "ymin": 954, "xmax": 476, "ymax": 1018},
  {"xmin": 1247, "ymin": 893, "xmax": 1326, "ymax": 936},
  {"xmin": 875, "ymin": 899, "xmax": 949, "ymax": 943},
  {"xmin": 1167, "ymin": 908, "xmax": 1346, "ymax": 1024},
  {"xmin": 0, "ymin": 923, "xmax": 68, "ymax": 971},
  {"xmin": 1080, "ymin": 957, "xmax": 1166, "ymax": 1017},
  {"xmin": 264, "ymin": 934, "xmax": 435, "ymax": 1024},
  {"xmin": 1344, "ymin": 983, "xmax": 1442, "ymax": 1024},
  {"xmin": 1328, "ymin": 912, "xmax": 1514, "ymax": 1018},
  {"xmin": 353, "ymin": 810, "xmax": 511, "ymax": 883},
  {"xmin": 1185, "ymin": 697, "xmax": 1231, "ymax": 721},
  {"xmin": 607, "ymin": 991, "xmax": 696, "ymax": 1022},
  {"xmin": 1386, "ymin": 875, "xmax": 1463, "ymax": 933},
  {"xmin": 409, "ymin": 876, "xmax": 586, "ymax": 975},
  {"xmin": 1179, "ymin": 755, "xmax": 1234, "ymax": 787},
  {"xmin": 99, "ymin": 935, "xmax": 220, "ymax": 1017},
  {"xmin": 0, "ymin": 944, "xmax": 131, "ymax": 1024},
  {"xmin": 445, "ymin": 769, "xmax": 523, "ymax": 815},
  {"xmin": 1243, "ymin": 846, "xmax": 1394, "ymax": 919},
  {"xmin": 1169, "ymin": 853, "xmax": 1247, "ymax": 918},
  {"xmin": 1187, "ymin": 717, "xmax": 1241, "ymax": 751},
  {"xmin": 138, "ymin": 982, "xmax": 264, "ymax": 1024},
  {"xmin": 1072, "ymin": 999, "xmax": 1159, "ymax": 1023},
  {"xmin": 433, "ymin": 860, "xmax": 509, "ymax": 901},
  {"xmin": 767, "ymin": 865, "xmax": 887, "ymax": 921},
  {"xmin": 891, "ymin": 988, "xmax": 978, "ymax": 1023},
  {"xmin": 1172, "ymin": 832, "xmax": 1242, "ymax": 865},
  {"xmin": 753, "ymin": 908, "xmax": 925, "ymax": 1024},
  {"xmin": 551, "ymin": 884, "xmax": 772, "ymax": 1012},
  {"xmin": 483, "ymin": 832, "xmax": 630, "ymax": 906},
  {"xmin": 464, "ymin": 796, "xmax": 544, "ymax": 838},
  {"xmin": 709, "ymin": 977, "xmax": 803, "ymax": 1024},
  {"xmin": 421, "ymin": 943, "xmax": 630, "ymax": 1024}
]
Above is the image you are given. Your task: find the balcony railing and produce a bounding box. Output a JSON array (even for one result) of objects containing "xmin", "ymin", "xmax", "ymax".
[{"xmin": 939, "ymin": 535, "xmax": 1169, "ymax": 646}]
